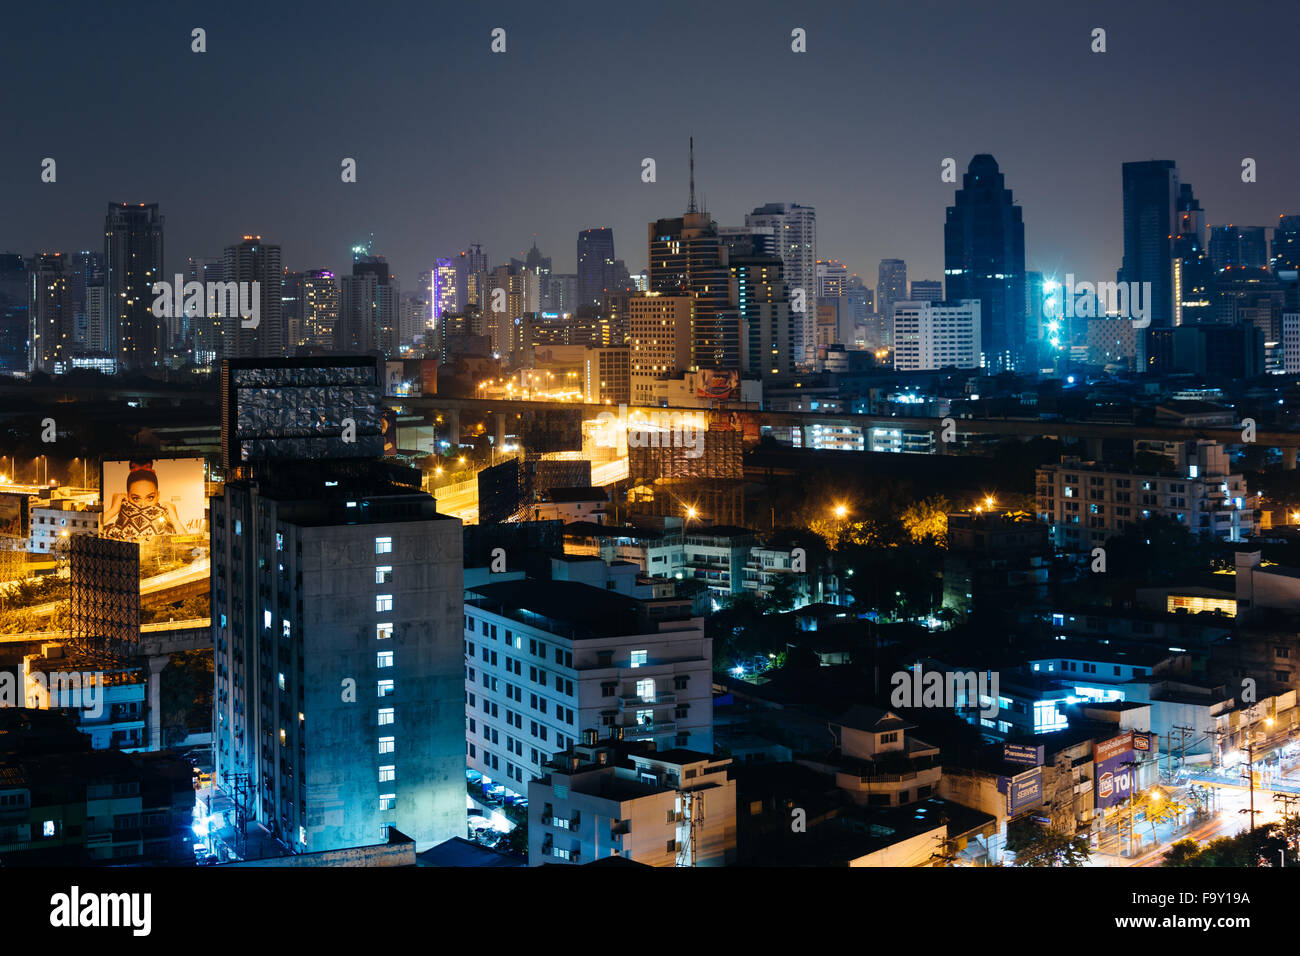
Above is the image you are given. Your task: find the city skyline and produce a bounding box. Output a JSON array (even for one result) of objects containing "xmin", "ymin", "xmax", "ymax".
[{"xmin": 3, "ymin": 0, "xmax": 1297, "ymax": 291}]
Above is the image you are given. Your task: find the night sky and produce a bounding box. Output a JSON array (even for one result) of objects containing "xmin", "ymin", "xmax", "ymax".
[{"xmin": 3, "ymin": 0, "xmax": 1297, "ymax": 290}]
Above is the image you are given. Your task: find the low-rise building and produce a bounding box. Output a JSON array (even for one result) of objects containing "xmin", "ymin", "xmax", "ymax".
[{"xmin": 527, "ymin": 731, "xmax": 736, "ymax": 866}]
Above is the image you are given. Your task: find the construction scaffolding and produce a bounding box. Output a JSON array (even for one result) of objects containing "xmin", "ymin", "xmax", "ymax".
[{"xmin": 627, "ymin": 422, "xmax": 745, "ymax": 526}]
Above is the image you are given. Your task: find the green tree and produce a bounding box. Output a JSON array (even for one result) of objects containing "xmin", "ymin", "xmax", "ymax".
[{"xmin": 1006, "ymin": 817, "xmax": 1091, "ymax": 867}]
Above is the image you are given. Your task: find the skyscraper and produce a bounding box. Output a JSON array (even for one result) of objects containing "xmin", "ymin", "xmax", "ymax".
[
  {"xmin": 1119, "ymin": 160, "xmax": 1178, "ymax": 368},
  {"xmin": 339, "ymin": 253, "xmax": 399, "ymax": 355},
  {"xmin": 1272, "ymin": 215, "xmax": 1300, "ymax": 273},
  {"xmin": 876, "ymin": 259, "xmax": 908, "ymax": 347},
  {"xmin": 0, "ymin": 254, "xmax": 28, "ymax": 373},
  {"xmin": 943, "ymin": 155, "xmax": 1027, "ymax": 371},
  {"xmin": 29, "ymin": 252, "xmax": 69, "ymax": 373},
  {"xmin": 104, "ymin": 202, "xmax": 164, "ymax": 371},
  {"xmin": 745, "ymin": 202, "xmax": 816, "ymax": 365},
  {"xmin": 732, "ymin": 256, "xmax": 794, "ymax": 378},
  {"xmin": 433, "ymin": 258, "xmax": 457, "ymax": 325},
  {"xmin": 577, "ymin": 228, "xmax": 616, "ymax": 307},
  {"xmin": 223, "ymin": 235, "xmax": 284, "ymax": 359},
  {"xmin": 1209, "ymin": 225, "xmax": 1269, "ymax": 272},
  {"xmin": 300, "ymin": 269, "xmax": 339, "ymax": 349},
  {"xmin": 648, "ymin": 209, "xmax": 738, "ymax": 370},
  {"xmin": 1173, "ymin": 184, "xmax": 1213, "ymax": 326}
]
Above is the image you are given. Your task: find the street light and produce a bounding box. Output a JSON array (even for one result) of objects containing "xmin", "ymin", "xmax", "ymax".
[{"xmin": 833, "ymin": 503, "xmax": 848, "ymax": 519}]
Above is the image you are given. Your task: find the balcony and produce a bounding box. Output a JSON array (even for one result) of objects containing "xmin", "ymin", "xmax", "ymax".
[
  {"xmin": 622, "ymin": 721, "xmax": 676, "ymax": 739},
  {"xmin": 618, "ymin": 693, "xmax": 676, "ymax": 708}
]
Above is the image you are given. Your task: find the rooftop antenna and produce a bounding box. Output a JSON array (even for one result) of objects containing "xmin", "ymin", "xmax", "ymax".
[{"xmin": 688, "ymin": 136, "xmax": 697, "ymax": 214}]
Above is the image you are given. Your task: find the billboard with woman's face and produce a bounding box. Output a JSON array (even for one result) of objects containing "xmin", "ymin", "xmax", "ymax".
[{"xmin": 100, "ymin": 458, "xmax": 206, "ymax": 541}]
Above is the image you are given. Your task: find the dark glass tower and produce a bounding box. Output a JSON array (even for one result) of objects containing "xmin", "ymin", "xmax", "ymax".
[
  {"xmin": 943, "ymin": 155, "xmax": 1027, "ymax": 371},
  {"xmin": 576, "ymin": 228, "xmax": 616, "ymax": 306},
  {"xmin": 105, "ymin": 202, "xmax": 164, "ymax": 372},
  {"xmin": 0, "ymin": 254, "xmax": 28, "ymax": 374},
  {"xmin": 1173, "ymin": 183, "xmax": 1213, "ymax": 326},
  {"xmin": 1119, "ymin": 161, "xmax": 1178, "ymax": 369}
]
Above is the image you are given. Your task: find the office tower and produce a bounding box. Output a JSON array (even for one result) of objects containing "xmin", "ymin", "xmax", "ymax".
[
  {"xmin": 1272, "ymin": 216, "xmax": 1300, "ymax": 273},
  {"xmin": 29, "ymin": 253, "xmax": 70, "ymax": 373},
  {"xmin": 876, "ymin": 259, "xmax": 908, "ymax": 347},
  {"xmin": 299, "ymin": 270, "xmax": 338, "ymax": 350},
  {"xmin": 745, "ymin": 202, "xmax": 816, "ymax": 364},
  {"xmin": 943, "ymin": 155, "xmax": 1027, "ymax": 372},
  {"xmin": 909, "ymin": 280, "xmax": 943, "ymax": 303},
  {"xmin": 222, "ymin": 235, "xmax": 284, "ymax": 359},
  {"xmin": 1171, "ymin": 184, "xmax": 1213, "ymax": 327},
  {"xmin": 465, "ymin": 565, "xmax": 712, "ymax": 793},
  {"xmin": 400, "ymin": 291, "xmax": 430, "ymax": 349},
  {"xmin": 817, "ymin": 260, "xmax": 849, "ymax": 298},
  {"xmin": 719, "ymin": 225, "xmax": 777, "ymax": 259},
  {"xmin": 0, "ymin": 254, "xmax": 28, "ymax": 373},
  {"xmin": 104, "ymin": 202, "xmax": 164, "ymax": 371},
  {"xmin": 1209, "ymin": 225, "xmax": 1269, "ymax": 272},
  {"xmin": 577, "ymin": 228, "xmax": 617, "ymax": 307},
  {"xmin": 732, "ymin": 256, "xmax": 794, "ymax": 378},
  {"xmin": 629, "ymin": 292, "xmax": 693, "ymax": 404},
  {"xmin": 1118, "ymin": 161, "xmax": 1178, "ymax": 369},
  {"xmin": 213, "ymin": 357, "xmax": 465, "ymax": 853},
  {"xmin": 433, "ymin": 258, "xmax": 457, "ymax": 324},
  {"xmin": 481, "ymin": 265, "xmax": 529, "ymax": 359},
  {"xmin": 891, "ymin": 299, "xmax": 981, "ymax": 371},
  {"xmin": 339, "ymin": 254, "xmax": 399, "ymax": 355}
]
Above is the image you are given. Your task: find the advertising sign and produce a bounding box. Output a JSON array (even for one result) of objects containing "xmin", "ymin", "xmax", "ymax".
[
  {"xmin": 1004, "ymin": 743, "xmax": 1045, "ymax": 767},
  {"xmin": 1094, "ymin": 731, "xmax": 1135, "ymax": 809},
  {"xmin": 1007, "ymin": 767, "xmax": 1044, "ymax": 815},
  {"xmin": 0, "ymin": 492, "xmax": 29, "ymax": 539},
  {"xmin": 100, "ymin": 458, "xmax": 206, "ymax": 541}
]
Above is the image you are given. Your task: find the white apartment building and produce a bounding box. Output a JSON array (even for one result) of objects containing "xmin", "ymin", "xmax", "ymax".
[
  {"xmin": 891, "ymin": 299, "xmax": 981, "ymax": 371},
  {"xmin": 28, "ymin": 498, "xmax": 99, "ymax": 554},
  {"xmin": 1035, "ymin": 440, "xmax": 1256, "ymax": 551},
  {"xmin": 528, "ymin": 733, "xmax": 736, "ymax": 866},
  {"xmin": 464, "ymin": 570, "xmax": 713, "ymax": 796}
]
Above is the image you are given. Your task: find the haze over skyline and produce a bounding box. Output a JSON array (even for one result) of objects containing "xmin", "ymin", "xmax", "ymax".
[{"xmin": 3, "ymin": 0, "xmax": 1296, "ymax": 288}]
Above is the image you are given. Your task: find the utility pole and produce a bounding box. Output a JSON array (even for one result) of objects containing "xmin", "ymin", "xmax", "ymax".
[
  {"xmin": 1274, "ymin": 792, "xmax": 1300, "ymax": 863},
  {"xmin": 1172, "ymin": 725, "xmax": 1196, "ymax": 777}
]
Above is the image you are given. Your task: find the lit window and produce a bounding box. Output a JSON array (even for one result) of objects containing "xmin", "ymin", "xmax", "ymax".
[
  {"xmin": 375, "ymin": 566, "xmax": 393, "ymax": 584},
  {"xmin": 377, "ymin": 651, "xmax": 394, "ymax": 669},
  {"xmin": 375, "ymin": 536, "xmax": 392, "ymax": 554},
  {"xmin": 282, "ymin": 619, "xmax": 291, "ymax": 639},
  {"xmin": 376, "ymin": 594, "xmax": 393, "ymax": 612},
  {"xmin": 263, "ymin": 610, "xmax": 272, "ymax": 629},
  {"xmin": 378, "ymin": 765, "xmax": 395, "ymax": 782},
  {"xmin": 376, "ymin": 623, "xmax": 393, "ymax": 641},
  {"xmin": 636, "ymin": 678, "xmax": 655, "ymax": 701},
  {"xmin": 43, "ymin": 820, "xmax": 55, "ymax": 837},
  {"xmin": 378, "ymin": 708, "xmax": 394, "ymax": 726},
  {"xmin": 278, "ymin": 673, "xmax": 286, "ymax": 690},
  {"xmin": 630, "ymin": 650, "xmax": 647, "ymax": 668},
  {"xmin": 378, "ymin": 736, "xmax": 395, "ymax": 754},
  {"xmin": 379, "ymin": 793, "xmax": 396, "ymax": 811},
  {"xmin": 378, "ymin": 680, "xmax": 394, "ymax": 698}
]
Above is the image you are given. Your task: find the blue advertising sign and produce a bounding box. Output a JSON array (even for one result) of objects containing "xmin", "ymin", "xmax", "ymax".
[
  {"xmin": 1004, "ymin": 743, "xmax": 1044, "ymax": 767},
  {"xmin": 1007, "ymin": 767, "xmax": 1044, "ymax": 815},
  {"xmin": 1094, "ymin": 732, "xmax": 1134, "ymax": 809}
]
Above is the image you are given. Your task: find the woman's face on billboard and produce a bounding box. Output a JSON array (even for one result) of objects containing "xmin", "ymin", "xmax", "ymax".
[{"xmin": 127, "ymin": 478, "xmax": 160, "ymax": 507}]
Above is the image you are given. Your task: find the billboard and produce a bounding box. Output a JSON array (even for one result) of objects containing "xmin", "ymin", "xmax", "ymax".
[
  {"xmin": 0, "ymin": 491, "xmax": 28, "ymax": 539},
  {"xmin": 1006, "ymin": 767, "xmax": 1044, "ymax": 815},
  {"xmin": 100, "ymin": 457, "xmax": 206, "ymax": 541},
  {"xmin": 1094, "ymin": 731, "xmax": 1135, "ymax": 809},
  {"xmin": 1004, "ymin": 743, "xmax": 1045, "ymax": 767}
]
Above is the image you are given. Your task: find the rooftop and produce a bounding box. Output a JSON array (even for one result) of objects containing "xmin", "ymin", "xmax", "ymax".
[{"xmin": 466, "ymin": 579, "xmax": 693, "ymax": 640}]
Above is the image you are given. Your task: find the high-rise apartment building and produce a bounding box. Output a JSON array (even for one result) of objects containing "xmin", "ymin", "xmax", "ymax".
[
  {"xmin": 876, "ymin": 259, "xmax": 908, "ymax": 347},
  {"xmin": 212, "ymin": 357, "xmax": 465, "ymax": 854},
  {"xmin": 223, "ymin": 236, "xmax": 284, "ymax": 359},
  {"xmin": 105, "ymin": 202, "xmax": 164, "ymax": 371},
  {"xmin": 732, "ymin": 256, "xmax": 794, "ymax": 378},
  {"xmin": 891, "ymin": 299, "xmax": 981, "ymax": 371},
  {"xmin": 339, "ymin": 255, "xmax": 399, "ymax": 355},
  {"xmin": 745, "ymin": 203, "xmax": 816, "ymax": 364},
  {"xmin": 29, "ymin": 253, "xmax": 70, "ymax": 373}
]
